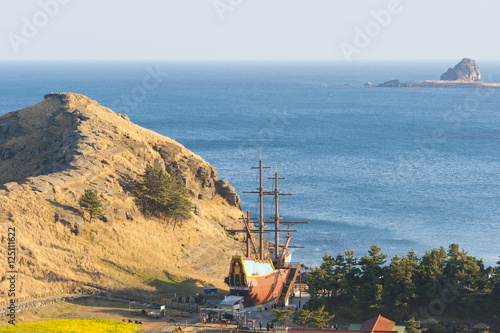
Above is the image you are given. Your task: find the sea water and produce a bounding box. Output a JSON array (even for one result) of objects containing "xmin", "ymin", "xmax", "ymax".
[{"xmin": 1, "ymin": 61, "xmax": 499, "ymax": 267}]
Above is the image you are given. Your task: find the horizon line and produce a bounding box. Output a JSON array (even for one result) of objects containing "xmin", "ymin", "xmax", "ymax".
[{"xmin": 1, "ymin": 58, "xmax": 500, "ymax": 63}]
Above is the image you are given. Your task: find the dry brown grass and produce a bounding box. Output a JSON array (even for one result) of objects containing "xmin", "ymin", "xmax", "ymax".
[
  {"xmin": 0, "ymin": 185, "xmax": 246, "ymax": 299},
  {"xmin": 0, "ymin": 93, "xmax": 248, "ymax": 300}
]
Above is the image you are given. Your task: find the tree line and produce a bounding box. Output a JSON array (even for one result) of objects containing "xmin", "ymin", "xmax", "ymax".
[{"xmin": 306, "ymin": 244, "xmax": 500, "ymax": 323}]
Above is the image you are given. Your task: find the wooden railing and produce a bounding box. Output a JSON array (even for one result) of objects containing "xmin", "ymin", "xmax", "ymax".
[{"xmin": 278, "ymin": 263, "xmax": 301, "ymax": 306}]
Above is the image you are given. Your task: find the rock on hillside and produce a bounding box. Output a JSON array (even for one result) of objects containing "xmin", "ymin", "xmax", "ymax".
[
  {"xmin": 0, "ymin": 93, "xmax": 246, "ymax": 297},
  {"xmin": 440, "ymin": 58, "xmax": 481, "ymax": 81}
]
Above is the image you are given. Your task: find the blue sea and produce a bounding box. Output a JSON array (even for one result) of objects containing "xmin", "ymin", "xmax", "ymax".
[{"xmin": 1, "ymin": 61, "xmax": 500, "ymax": 268}]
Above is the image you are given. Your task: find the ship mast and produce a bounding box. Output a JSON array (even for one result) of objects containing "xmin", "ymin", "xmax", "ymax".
[
  {"xmin": 259, "ymin": 161, "xmax": 265, "ymax": 259},
  {"xmin": 268, "ymin": 172, "xmax": 288, "ymax": 260},
  {"xmin": 239, "ymin": 211, "xmax": 258, "ymax": 257},
  {"xmin": 244, "ymin": 160, "xmax": 270, "ymax": 259},
  {"xmin": 274, "ymin": 173, "xmax": 281, "ymax": 260},
  {"xmin": 237, "ymin": 160, "xmax": 307, "ymax": 262}
]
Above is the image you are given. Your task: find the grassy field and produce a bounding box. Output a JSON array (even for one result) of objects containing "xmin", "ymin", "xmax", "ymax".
[
  {"xmin": 0, "ymin": 319, "xmax": 139, "ymax": 333},
  {"xmin": 149, "ymin": 273, "xmax": 209, "ymax": 295}
]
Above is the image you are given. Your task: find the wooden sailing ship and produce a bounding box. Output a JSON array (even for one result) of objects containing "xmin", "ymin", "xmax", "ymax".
[{"xmin": 224, "ymin": 160, "xmax": 307, "ymax": 308}]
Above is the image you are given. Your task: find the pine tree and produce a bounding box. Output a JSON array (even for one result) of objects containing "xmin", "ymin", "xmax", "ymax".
[
  {"xmin": 336, "ymin": 250, "xmax": 360, "ymax": 297},
  {"xmin": 418, "ymin": 246, "xmax": 448, "ymax": 301},
  {"xmin": 359, "ymin": 245, "xmax": 388, "ymax": 308},
  {"xmin": 134, "ymin": 163, "xmax": 191, "ymax": 223},
  {"xmin": 272, "ymin": 309, "xmax": 293, "ymax": 327},
  {"xmin": 79, "ymin": 189, "xmax": 103, "ymax": 223},
  {"xmin": 386, "ymin": 250, "xmax": 419, "ymax": 318},
  {"xmin": 294, "ymin": 305, "xmax": 335, "ymax": 328}
]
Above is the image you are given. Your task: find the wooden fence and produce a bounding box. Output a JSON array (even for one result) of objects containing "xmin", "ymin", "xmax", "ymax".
[
  {"xmin": 0, "ymin": 281, "xmax": 226, "ymax": 312},
  {"xmin": 0, "ymin": 281, "xmax": 82, "ymax": 306}
]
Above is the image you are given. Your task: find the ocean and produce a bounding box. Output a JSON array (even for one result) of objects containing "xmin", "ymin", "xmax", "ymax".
[{"xmin": 1, "ymin": 60, "xmax": 499, "ymax": 268}]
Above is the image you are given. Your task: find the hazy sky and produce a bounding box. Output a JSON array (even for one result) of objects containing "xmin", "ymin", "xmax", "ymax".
[{"xmin": 1, "ymin": 0, "xmax": 499, "ymax": 61}]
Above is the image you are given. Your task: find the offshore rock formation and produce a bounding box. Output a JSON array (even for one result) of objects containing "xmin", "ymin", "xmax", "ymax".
[
  {"xmin": 377, "ymin": 79, "xmax": 500, "ymax": 89},
  {"xmin": 440, "ymin": 58, "xmax": 481, "ymax": 81},
  {"xmin": 377, "ymin": 79, "xmax": 402, "ymax": 87},
  {"xmin": 0, "ymin": 93, "xmax": 245, "ymax": 297},
  {"xmin": 376, "ymin": 58, "xmax": 500, "ymax": 89}
]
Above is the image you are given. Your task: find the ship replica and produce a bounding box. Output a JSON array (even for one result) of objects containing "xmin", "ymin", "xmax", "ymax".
[{"xmin": 224, "ymin": 160, "xmax": 308, "ymax": 308}]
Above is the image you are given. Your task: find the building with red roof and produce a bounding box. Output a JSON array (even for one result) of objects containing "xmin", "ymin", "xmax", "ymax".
[{"xmin": 289, "ymin": 314, "xmax": 405, "ymax": 333}]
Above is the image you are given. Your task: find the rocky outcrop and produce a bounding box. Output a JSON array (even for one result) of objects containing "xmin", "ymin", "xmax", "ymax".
[
  {"xmin": 440, "ymin": 68, "xmax": 458, "ymax": 81},
  {"xmin": 0, "ymin": 93, "xmax": 241, "ymax": 234},
  {"xmin": 215, "ymin": 180, "xmax": 241, "ymax": 209},
  {"xmin": 378, "ymin": 79, "xmax": 402, "ymax": 87},
  {"xmin": 440, "ymin": 58, "xmax": 481, "ymax": 81}
]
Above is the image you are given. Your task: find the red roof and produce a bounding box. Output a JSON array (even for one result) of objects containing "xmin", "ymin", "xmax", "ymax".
[{"xmin": 362, "ymin": 315, "xmax": 396, "ymax": 332}]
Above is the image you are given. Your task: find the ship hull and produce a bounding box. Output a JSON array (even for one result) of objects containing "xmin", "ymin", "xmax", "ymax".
[{"xmin": 230, "ymin": 267, "xmax": 290, "ymax": 308}]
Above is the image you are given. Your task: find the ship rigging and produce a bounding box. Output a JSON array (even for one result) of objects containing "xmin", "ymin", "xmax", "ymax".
[{"xmin": 224, "ymin": 160, "xmax": 308, "ymax": 307}]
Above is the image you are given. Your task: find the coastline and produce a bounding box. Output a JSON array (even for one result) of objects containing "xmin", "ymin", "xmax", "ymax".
[{"xmin": 375, "ymin": 79, "xmax": 500, "ymax": 88}]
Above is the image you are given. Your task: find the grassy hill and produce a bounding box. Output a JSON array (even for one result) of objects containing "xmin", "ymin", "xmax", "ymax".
[{"xmin": 0, "ymin": 93, "xmax": 246, "ymax": 299}]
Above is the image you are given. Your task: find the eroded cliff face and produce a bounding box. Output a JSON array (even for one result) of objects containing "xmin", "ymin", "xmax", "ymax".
[
  {"xmin": 0, "ymin": 93, "xmax": 245, "ymax": 297},
  {"xmin": 440, "ymin": 58, "xmax": 481, "ymax": 82}
]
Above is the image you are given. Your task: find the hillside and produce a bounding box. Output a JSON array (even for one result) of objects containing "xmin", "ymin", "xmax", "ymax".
[{"xmin": 0, "ymin": 93, "xmax": 246, "ymax": 298}]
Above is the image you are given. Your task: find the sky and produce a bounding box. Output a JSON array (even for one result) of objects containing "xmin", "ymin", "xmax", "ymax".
[{"xmin": 1, "ymin": 0, "xmax": 500, "ymax": 62}]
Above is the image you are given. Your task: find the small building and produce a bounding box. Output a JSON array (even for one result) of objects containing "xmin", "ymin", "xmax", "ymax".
[
  {"xmin": 290, "ymin": 314, "xmax": 404, "ymax": 333},
  {"xmin": 218, "ymin": 296, "xmax": 245, "ymax": 316}
]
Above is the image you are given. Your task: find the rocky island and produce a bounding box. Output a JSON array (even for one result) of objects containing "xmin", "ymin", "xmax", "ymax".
[{"xmin": 376, "ymin": 58, "xmax": 500, "ymax": 88}]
